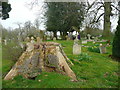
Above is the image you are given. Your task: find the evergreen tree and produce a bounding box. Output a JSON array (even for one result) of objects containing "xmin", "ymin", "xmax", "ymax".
[
  {"xmin": 44, "ymin": 2, "xmax": 85, "ymax": 39},
  {"xmin": 112, "ymin": 15, "xmax": 120, "ymax": 59},
  {"xmin": 2, "ymin": 2, "xmax": 12, "ymax": 20}
]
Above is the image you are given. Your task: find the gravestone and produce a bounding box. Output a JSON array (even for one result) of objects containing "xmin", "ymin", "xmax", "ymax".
[
  {"xmin": 85, "ymin": 36, "xmax": 87, "ymax": 39},
  {"xmin": 0, "ymin": 37, "xmax": 1, "ymax": 44},
  {"xmin": 19, "ymin": 42, "xmax": 24, "ymax": 49},
  {"xmin": 82, "ymin": 40, "xmax": 87, "ymax": 44},
  {"xmin": 36, "ymin": 37, "xmax": 42, "ymax": 44},
  {"xmin": 26, "ymin": 42, "xmax": 34, "ymax": 52},
  {"xmin": 4, "ymin": 39, "xmax": 7, "ymax": 45},
  {"xmin": 25, "ymin": 37, "xmax": 30, "ymax": 42},
  {"xmin": 99, "ymin": 44, "xmax": 107, "ymax": 54},
  {"xmin": 73, "ymin": 37, "xmax": 81, "ymax": 55},
  {"xmin": 87, "ymin": 34, "xmax": 91, "ymax": 40},
  {"xmin": 94, "ymin": 37, "xmax": 98, "ymax": 42},
  {"xmin": 68, "ymin": 32, "xmax": 73, "ymax": 40},
  {"xmin": 53, "ymin": 37, "xmax": 56, "ymax": 41},
  {"xmin": 30, "ymin": 37, "xmax": 35, "ymax": 44}
]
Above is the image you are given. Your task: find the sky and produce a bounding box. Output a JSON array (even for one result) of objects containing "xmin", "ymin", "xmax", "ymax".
[
  {"xmin": 0, "ymin": 0, "xmax": 119, "ymax": 31},
  {"xmin": 0, "ymin": 0, "xmax": 45, "ymax": 29}
]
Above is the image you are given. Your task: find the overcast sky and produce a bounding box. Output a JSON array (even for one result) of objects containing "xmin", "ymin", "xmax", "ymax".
[
  {"xmin": 0, "ymin": 0, "xmax": 45, "ymax": 29},
  {"xmin": 0, "ymin": 0, "xmax": 119, "ymax": 31}
]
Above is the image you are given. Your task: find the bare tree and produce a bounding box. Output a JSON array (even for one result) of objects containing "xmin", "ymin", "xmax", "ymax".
[{"xmin": 86, "ymin": 0, "xmax": 120, "ymax": 38}]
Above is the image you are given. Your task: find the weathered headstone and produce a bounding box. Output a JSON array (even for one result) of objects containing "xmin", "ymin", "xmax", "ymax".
[
  {"xmin": 36, "ymin": 37, "xmax": 42, "ymax": 44},
  {"xmin": 26, "ymin": 42, "xmax": 34, "ymax": 52},
  {"xmin": 68, "ymin": 32, "xmax": 73, "ymax": 40},
  {"xmin": 94, "ymin": 37, "xmax": 98, "ymax": 42},
  {"xmin": 99, "ymin": 44, "xmax": 107, "ymax": 54},
  {"xmin": 53, "ymin": 37, "xmax": 56, "ymax": 41},
  {"xmin": 25, "ymin": 37, "xmax": 30, "ymax": 42},
  {"xmin": 73, "ymin": 38, "xmax": 81, "ymax": 55}
]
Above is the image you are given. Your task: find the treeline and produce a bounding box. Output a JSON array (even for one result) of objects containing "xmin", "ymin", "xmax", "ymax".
[{"xmin": 44, "ymin": 2, "xmax": 85, "ymax": 39}]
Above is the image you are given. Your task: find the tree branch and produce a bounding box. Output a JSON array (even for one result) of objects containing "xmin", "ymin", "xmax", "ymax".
[{"xmin": 111, "ymin": 4, "xmax": 120, "ymax": 12}]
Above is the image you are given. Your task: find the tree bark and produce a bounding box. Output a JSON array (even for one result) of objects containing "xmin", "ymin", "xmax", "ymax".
[
  {"xmin": 103, "ymin": 2, "xmax": 112, "ymax": 38},
  {"xmin": 4, "ymin": 42, "xmax": 77, "ymax": 81},
  {"xmin": 53, "ymin": 31, "xmax": 57, "ymax": 39}
]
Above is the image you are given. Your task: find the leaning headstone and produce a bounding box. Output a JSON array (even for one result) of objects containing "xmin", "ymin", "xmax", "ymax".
[
  {"xmin": 99, "ymin": 44, "xmax": 107, "ymax": 54},
  {"xmin": 73, "ymin": 38, "xmax": 81, "ymax": 55},
  {"xmin": 53, "ymin": 37, "xmax": 56, "ymax": 41}
]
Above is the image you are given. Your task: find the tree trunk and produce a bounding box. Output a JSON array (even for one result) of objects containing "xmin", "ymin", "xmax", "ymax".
[
  {"xmin": 62, "ymin": 31, "xmax": 67, "ymax": 40},
  {"xmin": 103, "ymin": 2, "xmax": 112, "ymax": 38},
  {"xmin": 53, "ymin": 31, "xmax": 57, "ymax": 39},
  {"xmin": 60, "ymin": 31, "xmax": 66, "ymax": 40}
]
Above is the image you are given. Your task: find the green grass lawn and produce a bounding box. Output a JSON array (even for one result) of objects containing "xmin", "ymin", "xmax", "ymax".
[{"xmin": 2, "ymin": 40, "xmax": 119, "ymax": 88}]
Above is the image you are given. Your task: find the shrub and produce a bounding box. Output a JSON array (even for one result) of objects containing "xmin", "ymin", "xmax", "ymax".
[
  {"xmin": 87, "ymin": 44, "xmax": 100, "ymax": 53},
  {"xmin": 78, "ymin": 53, "xmax": 91, "ymax": 62},
  {"xmin": 2, "ymin": 41, "xmax": 24, "ymax": 61}
]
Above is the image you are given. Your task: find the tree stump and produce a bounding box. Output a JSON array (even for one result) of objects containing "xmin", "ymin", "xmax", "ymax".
[{"xmin": 4, "ymin": 42, "xmax": 77, "ymax": 81}]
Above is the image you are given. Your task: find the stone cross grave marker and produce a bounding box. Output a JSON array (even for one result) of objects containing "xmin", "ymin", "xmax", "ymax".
[{"xmin": 87, "ymin": 34, "xmax": 91, "ymax": 40}]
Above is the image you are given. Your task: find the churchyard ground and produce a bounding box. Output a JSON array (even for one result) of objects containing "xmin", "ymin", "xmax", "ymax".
[{"xmin": 2, "ymin": 40, "xmax": 119, "ymax": 88}]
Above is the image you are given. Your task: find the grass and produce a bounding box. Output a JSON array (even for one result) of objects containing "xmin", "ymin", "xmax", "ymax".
[
  {"xmin": 2, "ymin": 40, "xmax": 119, "ymax": 88},
  {"xmin": 0, "ymin": 44, "xmax": 2, "ymax": 89}
]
